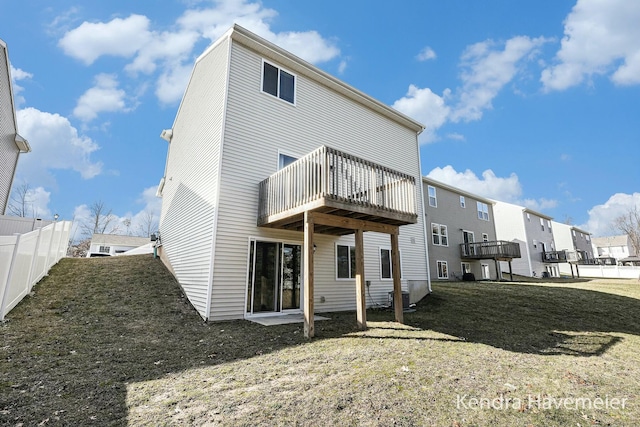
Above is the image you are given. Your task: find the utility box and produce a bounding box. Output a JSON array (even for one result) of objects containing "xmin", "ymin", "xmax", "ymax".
[{"xmin": 388, "ymin": 291, "xmax": 410, "ymax": 310}]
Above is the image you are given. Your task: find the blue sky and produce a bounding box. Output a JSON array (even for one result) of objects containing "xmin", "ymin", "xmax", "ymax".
[{"xmin": 3, "ymin": 0, "xmax": 639, "ymax": 239}]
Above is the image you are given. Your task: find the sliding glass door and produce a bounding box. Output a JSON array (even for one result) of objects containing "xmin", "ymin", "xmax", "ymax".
[{"xmin": 247, "ymin": 240, "xmax": 302, "ymax": 315}]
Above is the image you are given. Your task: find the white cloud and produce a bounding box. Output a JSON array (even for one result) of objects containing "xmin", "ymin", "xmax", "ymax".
[
  {"xmin": 416, "ymin": 46, "xmax": 436, "ymax": 61},
  {"xmin": 16, "ymin": 107, "xmax": 103, "ymax": 184},
  {"xmin": 58, "ymin": 1, "xmax": 341, "ymax": 106},
  {"xmin": 28, "ymin": 186, "xmax": 52, "ymax": 219},
  {"xmin": 71, "ymin": 185, "xmax": 161, "ymax": 240},
  {"xmin": 9, "ymin": 64, "xmax": 32, "ymax": 105},
  {"xmin": 523, "ymin": 198, "xmax": 558, "ymax": 211},
  {"xmin": 392, "ymin": 85, "xmax": 450, "ymax": 144},
  {"xmin": 338, "ymin": 59, "xmax": 348, "ymax": 74},
  {"xmin": 427, "ymin": 165, "xmax": 522, "ymax": 202},
  {"xmin": 446, "ymin": 133, "xmax": 465, "ymax": 141},
  {"xmin": 451, "ymin": 36, "xmax": 549, "ymax": 122},
  {"xmin": 73, "ymin": 73, "xmax": 129, "ymax": 122},
  {"xmin": 580, "ymin": 193, "xmax": 640, "ymax": 237},
  {"xmin": 58, "ymin": 14, "xmax": 151, "ymax": 65},
  {"xmin": 541, "ymin": 0, "xmax": 640, "ymax": 91}
]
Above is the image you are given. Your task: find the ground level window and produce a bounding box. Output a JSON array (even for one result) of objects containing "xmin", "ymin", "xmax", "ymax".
[
  {"xmin": 461, "ymin": 262, "xmax": 471, "ymax": 274},
  {"xmin": 380, "ymin": 248, "xmax": 402, "ymax": 279},
  {"xmin": 98, "ymin": 246, "xmax": 110, "ymax": 253},
  {"xmin": 336, "ymin": 244, "xmax": 356, "ymax": 279},
  {"xmin": 437, "ymin": 260, "xmax": 448, "ymax": 279}
]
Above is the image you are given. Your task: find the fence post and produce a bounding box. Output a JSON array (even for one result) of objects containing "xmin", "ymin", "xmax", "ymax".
[
  {"xmin": 1, "ymin": 234, "xmax": 22, "ymax": 321},
  {"xmin": 26, "ymin": 228, "xmax": 43, "ymax": 292},
  {"xmin": 43, "ymin": 222, "xmax": 57, "ymax": 271}
]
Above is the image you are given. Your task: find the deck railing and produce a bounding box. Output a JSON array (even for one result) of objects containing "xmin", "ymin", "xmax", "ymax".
[
  {"xmin": 542, "ymin": 250, "xmax": 568, "ymax": 263},
  {"xmin": 459, "ymin": 240, "xmax": 521, "ymax": 259},
  {"xmin": 258, "ymin": 146, "xmax": 417, "ymax": 224}
]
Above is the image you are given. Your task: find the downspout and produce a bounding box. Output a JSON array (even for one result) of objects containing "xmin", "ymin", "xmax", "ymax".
[{"xmin": 415, "ymin": 141, "xmax": 431, "ymax": 293}]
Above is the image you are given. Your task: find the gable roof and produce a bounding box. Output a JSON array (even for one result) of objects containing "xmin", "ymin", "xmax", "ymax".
[{"xmin": 194, "ymin": 24, "xmax": 425, "ymax": 134}]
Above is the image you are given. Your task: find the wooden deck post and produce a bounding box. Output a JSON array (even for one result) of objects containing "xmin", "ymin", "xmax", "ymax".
[
  {"xmin": 355, "ymin": 228, "xmax": 366, "ymax": 330},
  {"xmin": 304, "ymin": 211, "xmax": 315, "ymax": 338},
  {"xmin": 391, "ymin": 230, "xmax": 403, "ymax": 324}
]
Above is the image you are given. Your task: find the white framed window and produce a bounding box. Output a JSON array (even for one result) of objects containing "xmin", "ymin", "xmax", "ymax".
[
  {"xmin": 460, "ymin": 196, "xmax": 466, "ymax": 208},
  {"xmin": 547, "ymin": 220, "xmax": 552, "ymax": 230},
  {"xmin": 437, "ymin": 260, "xmax": 448, "ymax": 279},
  {"xmin": 428, "ymin": 185, "xmax": 437, "ymax": 207},
  {"xmin": 380, "ymin": 248, "xmax": 402, "ymax": 280},
  {"xmin": 533, "ymin": 240, "xmax": 537, "ymax": 249},
  {"xmin": 461, "ymin": 262, "xmax": 471, "ymax": 274},
  {"xmin": 482, "ymin": 233, "xmax": 489, "ymax": 242},
  {"xmin": 336, "ymin": 244, "xmax": 356, "ymax": 279},
  {"xmin": 540, "ymin": 218, "xmax": 545, "ymax": 231},
  {"xmin": 431, "ymin": 223, "xmax": 448, "ymax": 246},
  {"xmin": 477, "ymin": 202, "xmax": 489, "ymax": 221},
  {"xmin": 278, "ymin": 152, "xmax": 297, "ymax": 170},
  {"xmin": 98, "ymin": 246, "xmax": 110, "ymax": 253},
  {"xmin": 526, "ymin": 213, "xmax": 531, "ymax": 221},
  {"xmin": 262, "ymin": 60, "xmax": 296, "ymax": 104}
]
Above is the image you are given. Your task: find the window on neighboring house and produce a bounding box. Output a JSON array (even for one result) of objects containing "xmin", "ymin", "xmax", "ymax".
[
  {"xmin": 437, "ymin": 260, "xmax": 448, "ymax": 279},
  {"xmin": 540, "ymin": 218, "xmax": 545, "ymax": 231},
  {"xmin": 98, "ymin": 246, "xmax": 110, "ymax": 253},
  {"xmin": 482, "ymin": 233, "xmax": 489, "ymax": 242},
  {"xmin": 477, "ymin": 202, "xmax": 489, "ymax": 221},
  {"xmin": 428, "ymin": 185, "xmax": 437, "ymax": 207},
  {"xmin": 533, "ymin": 240, "xmax": 537, "ymax": 249},
  {"xmin": 547, "ymin": 220, "xmax": 552, "ymax": 230},
  {"xmin": 461, "ymin": 262, "xmax": 471, "ymax": 274},
  {"xmin": 460, "ymin": 196, "xmax": 465, "ymax": 208},
  {"xmin": 262, "ymin": 60, "xmax": 295, "ymax": 104},
  {"xmin": 336, "ymin": 244, "xmax": 356, "ymax": 279},
  {"xmin": 278, "ymin": 153, "xmax": 297, "ymax": 169},
  {"xmin": 432, "ymin": 223, "xmax": 448, "ymax": 246},
  {"xmin": 526, "ymin": 213, "xmax": 531, "ymax": 221},
  {"xmin": 380, "ymin": 248, "xmax": 402, "ymax": 279}
]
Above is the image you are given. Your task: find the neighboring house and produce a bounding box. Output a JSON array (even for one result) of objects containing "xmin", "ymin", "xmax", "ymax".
[
  {"xmin": 493, "ymin": 201, "xmax": 558, "ymax": 277},
  {"xmin": 592, "ymin": 235, "xmax": 636, "ymax": 263},
  {"xmin": 86, "ymin": 234, "xmax": 151, "ymax": 257},
  {"xmin": 0, "ymin": 39, "xmax": 31, "ymax": 215},
  {"xmin": 422, "ymin": 177, "xmax": 520, "ymax": 281},
  {"xmin": 156, "ymin": 25, "xmax": 430, "ymax": 337},
  {"xmin": 551, "ymin": 222, "xmax": 594, "ymax": 276}
]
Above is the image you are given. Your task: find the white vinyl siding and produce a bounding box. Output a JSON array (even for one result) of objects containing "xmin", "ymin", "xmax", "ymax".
[
  {"xmin": 158, "ymin": 38, "xmax": 231, "ymax": 319},
  {"xmin": 204, "ymin": 41, "xmax": 429, "ymax": 319},
  {"xmin": 0, "ymin": 42, "xmax": 20, "ymax": 215}
]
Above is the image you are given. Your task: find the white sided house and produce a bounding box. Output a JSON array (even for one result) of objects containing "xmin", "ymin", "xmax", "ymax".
[
  {"xmin": 157, "ymin": 25, "xmax": 430, "ymax": 337},
  {"xmin": 86, "ymin": 234, "xmax": 151, "ymax": 257},
  {"xmin": 492, "ymin": 201, "xmax": 558, "ymax": 278},
  {"xmin": 1, "ymin": 39, "xmax": 31, "ymax": 215}
]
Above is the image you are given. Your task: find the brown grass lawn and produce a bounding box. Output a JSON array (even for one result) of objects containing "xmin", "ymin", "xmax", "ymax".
[{"xmin": 1, "ymin": 255, "xmax": 639, "ymax": 426}]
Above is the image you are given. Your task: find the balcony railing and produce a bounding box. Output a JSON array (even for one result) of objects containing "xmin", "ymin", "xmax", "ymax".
[
  {"xmin": 542, "ymin": 250, "xmax": 568, "ymax": 263},
  {"xmin": 459, "ymin": 240, "xmax": 521, "ymax": 260},
  {"xmin": 258, "ymin": 146, "xmax": 417, "ymax": 229}
]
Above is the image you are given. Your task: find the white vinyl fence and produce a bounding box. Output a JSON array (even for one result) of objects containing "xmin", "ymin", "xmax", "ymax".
[
  {"xmin": 0, "ymin": 221, "xmax": 72, "ymax": 320},
  {"xmin": 576, "ymin": 264, "xmax": 640, "ymax": 279}
]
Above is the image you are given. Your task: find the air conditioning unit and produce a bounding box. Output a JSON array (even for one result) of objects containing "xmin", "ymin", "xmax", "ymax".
[{"xmin": 388, "ymin": 291, "xmax": 410, "ymax": 310}]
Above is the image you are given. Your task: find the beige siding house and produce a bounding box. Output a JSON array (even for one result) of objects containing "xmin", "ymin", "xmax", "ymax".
[
  {"xmin": 0, "ymin": 39, "xmax": 30, "ymax": 215},
  {"xmin": 423, "ymin": 177, "xmax": 520, "ymax": 281},
  {"xmin": 157, "ymin": 25, "xmax": 430, "ymax": 336}
]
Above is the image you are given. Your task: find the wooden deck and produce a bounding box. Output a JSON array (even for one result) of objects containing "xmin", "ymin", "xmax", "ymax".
[
  {"xmin": 459, "ymin": 240, "xmax": 521, "ymax": 261},
  {"xmin": 258, "ymin": 146, "xmax": 418, "ymax": 235}
]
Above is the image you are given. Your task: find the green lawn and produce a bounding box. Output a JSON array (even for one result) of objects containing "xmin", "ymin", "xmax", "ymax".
[{"xmin": 1, "ymin": 256, "xmax": 639, "ymax": 426}]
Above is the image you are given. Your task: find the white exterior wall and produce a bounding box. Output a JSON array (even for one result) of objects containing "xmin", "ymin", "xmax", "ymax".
[
  {"xmin": 525, "ymin": 212, "xmax": 556, "ymax": 276},
  {"xmin": 207, "ymin": 40, "xmax": 429, "ymax": 321},
  {"xmin": 0, "ymin": 216, "xmax": 53, "ymax": 236},
  {"xmin": 158, "ymin": 38, "xmax": 230, "ymax": 319},
  {"xmin": 0, "ymin": 41, "xmax": 20, "ymax": 215},
  {"xmin": 493, "ymin": 202, "xmax": 531, "ymax": 277}
]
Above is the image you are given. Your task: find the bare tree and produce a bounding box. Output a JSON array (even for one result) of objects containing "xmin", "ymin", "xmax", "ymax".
[
  {"xmin": 614, "ymin": 205, "xmax": 640, "ymax": 256},
  {"xmin": 7, "ymin": 182, "xmax": 34, "ymax": 217},
  {"xmin": 82, "ymin": 200, "xmax": 119, "ymax": 237},
  {"xmin": 137, "ymin": 210, "xmax": 158, "ymax": 238},
  {"xmin": 122, "ymin": 217, "xmax": 132, "ymax": 236}
]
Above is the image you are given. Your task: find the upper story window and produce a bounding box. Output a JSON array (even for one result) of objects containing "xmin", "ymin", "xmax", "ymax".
[
  {"xmin": 432, "ymin": 223, "xmax": 448, "ymax": 246},
  {"xmin": 540, "ymin": 218, "xmax": 545, "ymax": 231},
  {"xmin": 278, "ymin": 153, "xmax": 297, "ymax": 169},
  {"xmin": 526, "ymin": 213, "xmax": 531, "ymax": 221},
  {"xmin": 477, "ymin": 202, "xmax": 489, "ymax": 221},
  {"xmin": 262, "ymin": 60, "xmax": 296, "ymax": 104},
  {"xmin": 460, "ymin": 196, "xmax": 466, "ymax": 208},
  {"xmin": 428, "ymin": 185, "xmax": 437, "ymax": 207},
  {"xmin": 482, "ymin": 233, "xmax": 489, "ymax": 242}
]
